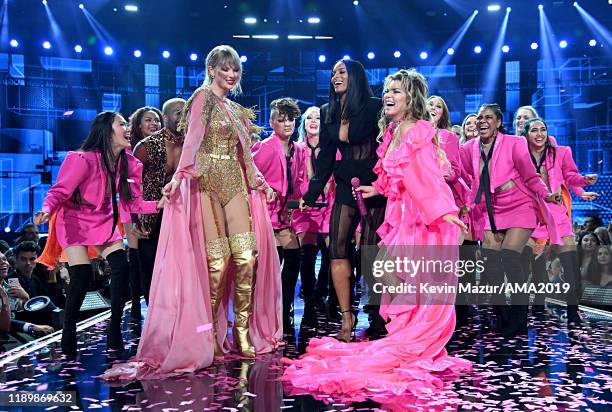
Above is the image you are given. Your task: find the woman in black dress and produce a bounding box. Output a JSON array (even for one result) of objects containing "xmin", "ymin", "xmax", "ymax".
[{"xmin": 300, "ymin": 59, "xmax": 385, "ymax": 341}]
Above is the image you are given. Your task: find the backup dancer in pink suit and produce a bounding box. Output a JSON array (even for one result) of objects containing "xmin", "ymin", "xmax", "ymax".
[
  {"xmin": 460, "ymin": 104, "xmax": 559, "ymax": 337},
  {"xmin": 282, "ymin": 69, "xmax": 470, "ymax": 403},
  {"xmin": 102, "ymin": 45, "xmax": 282, "ymax": 381},
  {"xmin": 522, "ymin": 118, "xmax": 598, "ymax": 322},
  {"xmin": 428, "ymin": 95, "xmax": 476, "ymax": 321},
  {"xmin": 292, "ymin": 107, "xmax": 339, "ymax": 325},
  {"xmin": 252, "ymin": 97, "xmax": 307, "ymax": 334},
  {"xmin": 34, "ymin": 112, "xmax": 160, "ymax": 357}
]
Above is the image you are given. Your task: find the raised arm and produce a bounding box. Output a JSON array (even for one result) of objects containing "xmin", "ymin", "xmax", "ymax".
[
  {"xmin": 42, "ymin": 152, "xmax": 88, "ymax": 215},
  {"xmin": 560, "ymin": 146, "xmax": 588, "ymax": 188}
]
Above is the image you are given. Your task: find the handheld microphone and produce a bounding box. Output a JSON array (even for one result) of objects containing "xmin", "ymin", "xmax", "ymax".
[{"xmin": 351, "ymin": 177, "xmax": 367, "ymax": 217}]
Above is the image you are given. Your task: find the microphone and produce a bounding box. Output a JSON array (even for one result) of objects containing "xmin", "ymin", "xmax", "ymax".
[{"xmin": 351, "ymin": 177, "xmax": 367, "ymax": 217}]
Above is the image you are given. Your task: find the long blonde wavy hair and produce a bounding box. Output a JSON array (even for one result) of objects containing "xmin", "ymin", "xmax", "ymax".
[{"xmin": 378, "ymin": 69, "xmax": 446, "ymax": 164}]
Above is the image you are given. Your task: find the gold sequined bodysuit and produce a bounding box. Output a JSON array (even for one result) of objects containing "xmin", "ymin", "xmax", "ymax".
[{"xmin": 195, "ymin": 102, "xmax": 259, "ymax": 206}]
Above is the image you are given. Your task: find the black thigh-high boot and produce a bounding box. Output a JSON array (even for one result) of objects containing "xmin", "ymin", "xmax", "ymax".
[
  {"xmin": 277, "ymin": 246, "xmax": 284, "ymax": 265},
  {"xmin": 61, "ymin": 264, "xmax": 93, "ymax": 357},
  {"xmin": 281, "ymin": 248, "xmax": 301, "ymax": 333},
  {"xmin": 480, "ymin": 249, "xmax": 506, "ymax": 328},
  {"xmin": 299, "ymin": 244, "xmax": 319, "ymax": 326},
  {"xmin": 500, "ymin": 249, "xmax": 529, "ymax": 337},
  {"xmin": 105, "ymin": 249, "xmax": 130, "ymax": 352},
  {"xmin": 532, "ymin": 253, "xmax": 548, "ymax": 311},
  {"xmin": 521, "ymin": 246, "xmax": 534, "ymax": 284},
  {"xmin": 315, "ymin": 235, "xmax": 330, "ymax": 310},
  {"xmin": 127, "ymin": 248, "xmax": 141, "ymax": 323},
  {"xmin": 559, "ymin": 250, "xmax": 582, "ymax": 324},
  {"xmin": 457, "ymin": 240, "xmax": 478, "ymax": 324},
  {"xmin": 139, "ymin": 211, "xmax": 162, "ymax": 305}
]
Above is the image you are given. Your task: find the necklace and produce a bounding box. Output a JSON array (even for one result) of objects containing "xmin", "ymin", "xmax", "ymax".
[{"xmin": 164, "ymin": 129, "xmax": 184, "ymax": 145}]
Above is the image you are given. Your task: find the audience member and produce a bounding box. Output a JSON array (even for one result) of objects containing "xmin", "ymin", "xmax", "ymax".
[{"xmin": 585, "ymin": 245, "xmax": 612, "ymax": 288}]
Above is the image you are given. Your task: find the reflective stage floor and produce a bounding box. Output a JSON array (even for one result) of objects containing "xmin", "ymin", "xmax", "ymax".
[{"xmin": 0, "ymin": 297, "xmax": 610, "ymax": 411}]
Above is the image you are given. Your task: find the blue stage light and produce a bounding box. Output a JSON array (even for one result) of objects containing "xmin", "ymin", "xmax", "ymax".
[
  {"xmin": 42, "ymin": 41, "xmax": 51, "ymax": 49},
  {"xmin": 318, "ymin": 54, "xmax": 326, "ymax": 63},
  {"xmin": 367, "ymin": 51, "xmax": 375, "ymax": 59},
  {"xmin": 419, "ymin": 51, "xmax": 428, "ymax": 60},
  {"xmin": 104, "ymin": 46, "xmax": 113, "ymax": 55},
  {"xmin": 162, "ymin": 50, "xmax": 170, "ymax": 59},
  {"xmin": 10, "ymin": 39, "xmax": 18, "ymax": 48},
  {"xmin": 133, "ymin": 49, "xmax": 142, "ymax": 58},
  {"xmin": 74, "ymin": 44, "xmax": 83, "ymax": 53}
]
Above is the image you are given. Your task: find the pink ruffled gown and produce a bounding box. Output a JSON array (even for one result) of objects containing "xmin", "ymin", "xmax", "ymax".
[{"xmin": 281, "ymin": 120, "xmax": 471, "ymax": 402}]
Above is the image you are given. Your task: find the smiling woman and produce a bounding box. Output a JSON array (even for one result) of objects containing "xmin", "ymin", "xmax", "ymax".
[
  {"xmin": 33, "ymin": 111, "xmax": 160, "ymax": 357},
  {"xmin": 102, "ymin": 45, "xmax": 283, "ymax": 381}
]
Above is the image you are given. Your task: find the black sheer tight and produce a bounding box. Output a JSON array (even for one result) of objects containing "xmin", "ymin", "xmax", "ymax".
[{"xmin": 328, "ymin": 202, "xmax": 385, "ymax": 314}]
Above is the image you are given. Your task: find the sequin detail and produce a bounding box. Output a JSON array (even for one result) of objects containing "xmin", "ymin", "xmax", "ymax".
[
  {"xmin": 195, "ymin": 107, "xmax": 249, "ymax": 206},
  {"xmin": 135, "ymin": 129, "xmax": 167, "ymax": 233},
  {"xmin": 205, "ymin": 237, "xmax": 231, "ymax": 260},
  {"xmin": 228, "ymin": 232, "xmax": 257, "ymax": 254}
]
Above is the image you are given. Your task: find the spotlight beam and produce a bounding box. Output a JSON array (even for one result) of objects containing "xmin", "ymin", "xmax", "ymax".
[
  {"xmin": 430, "ymin": 10, "xmax": 478, "ymax": 85},
  {"xmin": 538, "ymin": 4, "xmax": 563, "ymax": 94},
  {"xmin": 1, "ymin": 0, "xmax": 9, "ymax": 45},
  {"xmin": 482, "ymin": 7, "xmax": 510, "ymax": 102},
  {"xmin": 81, "ymin": 7, "xmax": 115, "ymax": 46},
  {"xmin": 43, "ymin": 2, "xmax": 69, "ymax": 55},
  {"xmin": 574, "ymin": 3, "xmax": 612, "ymax": 50}
]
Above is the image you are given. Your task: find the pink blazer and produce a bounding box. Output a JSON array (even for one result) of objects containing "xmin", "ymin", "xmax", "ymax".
[
  {"xmin": 541, "ymin": 145, "xmax": 587, "ymax": 194},
  {"xmin": 42, "ymin": 151, "xmax": 157, "ymax": 223},
  {"xmin": 439, "ymin": 129, "xmax": 460, "ymax": 185},
  {"xmin": 460, "ymin": 133, "xmax": 550, "ymax": 207},
  {"xmin": 522, "ymin": 135, "xmax": 585, "ymax": 197},
  {"xmin": 252, "ymin": 134, "xmax": 307, "ymax": 229},
  {"xmin": 439, "ymin": 128, "xmax": 471, "ymax": 206}
]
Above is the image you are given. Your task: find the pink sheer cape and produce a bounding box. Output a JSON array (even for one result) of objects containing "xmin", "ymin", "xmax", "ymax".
[
  {"xmin": 281, "ymin": 120, "xmax": 471, "ymax": 402},
  {"xmin": 101, "ymin": 88, "xmax": 282, "ymax": 381}
]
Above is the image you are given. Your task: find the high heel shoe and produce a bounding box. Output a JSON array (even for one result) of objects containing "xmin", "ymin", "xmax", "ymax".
[{"xmin": 336, "ymin": 309, "xmax": 356, "ymax": 343}]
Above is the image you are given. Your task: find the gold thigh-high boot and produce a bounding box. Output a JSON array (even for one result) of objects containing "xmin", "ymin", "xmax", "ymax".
[
  {"xmin": 206, "ymin": 237, "xmax": 231, "ymax": 358},
  {"xmin": 229, "ymin": 232, "xmax": 258, "ymax": 358}
]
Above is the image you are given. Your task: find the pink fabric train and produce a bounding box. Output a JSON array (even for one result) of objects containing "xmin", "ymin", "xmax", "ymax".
[
  {"xmin": 280, "ymin": 120, "xmax": 471, "ymax": 402},
  {"xmin": 101, "ymin": 89, "xmax": 282, "ymax": 381}
]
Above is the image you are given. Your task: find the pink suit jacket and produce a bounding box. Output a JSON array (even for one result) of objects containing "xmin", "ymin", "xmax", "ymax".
[
  {"xmin": 542, "ymin": 145, "xmax": 587, "ymax": 194},
  {"xmin": 251, "ymin": 134, "xmax": 307, "ymax": 229},
  {"xmin": 522, "ymin": 135, "xmax": 586, "ymax": 197},
  {"xmin": 439, "ymin": 128, "xmax": 470, "ymax": 207},
  {"xmin": 42, "ymin": 151, "xmax": 157, "ymax": 223},
  {"xmin": 460, "ymin": 133, "xmax": 550, "ymax": 206},
  {"xmin": 460, "ymin": 133, "xmax": 559, "ymax": 242}
]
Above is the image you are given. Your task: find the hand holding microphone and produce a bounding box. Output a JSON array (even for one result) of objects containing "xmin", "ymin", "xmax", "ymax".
[{"xmin": 351, "ymin": 177, "xmax": 375, "ymax": 217}]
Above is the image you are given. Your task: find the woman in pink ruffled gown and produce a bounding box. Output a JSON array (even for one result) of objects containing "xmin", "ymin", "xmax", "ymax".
[
  {"xmin": 101, "ymin": 45, "xmax": 283, "ymax": 381},
  {"xmin": 281, "ymin": 69, "xmax": 471, "ymax": 402}
]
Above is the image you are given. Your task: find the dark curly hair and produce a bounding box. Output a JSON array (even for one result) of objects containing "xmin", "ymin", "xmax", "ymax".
[
  {"xmin": 128, "ymin": 106, "xmax": 163, "ymax": 147},
  {"xmin": 270, "ymin": 97, "xmax": 301, "ymax": 121}
]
